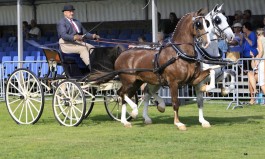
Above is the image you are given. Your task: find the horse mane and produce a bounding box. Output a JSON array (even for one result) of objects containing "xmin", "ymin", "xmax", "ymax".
[{"xmin": 171, "ymin": 12, "xmax": 193, "ymax": 41}]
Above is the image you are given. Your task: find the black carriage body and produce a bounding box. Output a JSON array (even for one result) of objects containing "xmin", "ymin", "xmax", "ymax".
[{"xmin": 43, "ymin": 47, "xmax": 117, "ymax": 79}]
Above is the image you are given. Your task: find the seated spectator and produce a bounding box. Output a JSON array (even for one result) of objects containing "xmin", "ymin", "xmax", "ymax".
[
  {"xmin": 241, "ymin": 22, "xmax": 258, "ymax": 71},
  {"xmin": 138, "ymin": 35, "xmax": 146, "ymax": 43},
  {"xmin": 242, "ymin": 9, "xmax": 254, "ymax": 24},
  {"xmin": 28, "ymin": 19, "xmax": 41, "ymax": 39},
  {"xmin": 247, "ymin": 28, "xmax": 265, "ymax": 105},
  {"xmin": 128, "ymin": 35, "xmax": 148, "ymax": 49},
  {"xmin": 129, "ymin": 33, "xmax": 164, "ymax": 49},
  {"xmin": 157, "ymin": 12, "xmax": 163, "ymax": 33},
  {"xmin": 157, "ymin": 32, "xmax": 164, "ymax": 45},
  {"xmin": 8, "ymin": 32, "xmax": 16, "ymax": 47},
  {"xmin": 232, "ymin": 10, "xmax": 243, "ymax": 25},
  {"xmin": 242, "ymin": 9, "xmax": 258, "ymax": 30},
  {"xmin": 23, "ymin": 21, "xmax": 30, "ymax": 39},
  {"xmin": 227, "ymin": 23, "xmax": 243, "ymax": 61},
  {"xmin": 163, "ymin": 12, "xmax": 178, "ymax": 38}
]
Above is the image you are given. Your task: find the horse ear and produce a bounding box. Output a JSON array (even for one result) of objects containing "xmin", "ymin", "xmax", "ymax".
[
  {"xmin": 197, "ymin": 8, "xmax": 206, "ymax": 16},
  {"xmin": 216, "ymin": 4, "xmax": 223, "ymax": 12},
  {"xmin": 212, "ymin": 4, "xmax": 219, "ymax": 13}
]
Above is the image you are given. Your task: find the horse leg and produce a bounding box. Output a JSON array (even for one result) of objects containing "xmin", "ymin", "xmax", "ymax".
[
  {"xmin": 195, "ymin": 85, "xmax": 211, "ymax": 128},
  {"xmin": 121, "ymin": 102, "xmax": 132, "ymax": 128},
  {"xmin": 145, "ymin": 84, "xmax": 165, "ymax": 112},
  {"xmin": 220, "ymin": 70, "xmax": 236, "ymax": 96},
  {"xmin": 118, "ymin": 84, "xmax": 139, "ymax": 127},
  {"xmin": 153, "ymin": 93, "xmax": 166, "ymax": 112},
  {"xmin": 142, "ymin": 84, "xmax": 165, "ymax": 124},
  {"xmin": 142, "ymin": 92, "xmax": 153, "ymax": 124},
  {"xmin": 126, "ymin": 80, "xmax": 143, "ymax": 119},
  {"xmin": 191, "ymin": 69, "xmax": 210, "ymax": 85},
  {"xmin": 124, "ymin": 94, "xmax": 138, "ymax": 118},
  {"xmin": 170, "ymin": 83, "xmax": 186, "ymax": 131},
  {"xmin": 200, "ymin": 69, "xmax": 216, "ymax": 92}
]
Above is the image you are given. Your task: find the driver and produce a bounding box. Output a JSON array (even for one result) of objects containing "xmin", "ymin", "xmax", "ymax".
[{"xmin": 57, "ymin": 4, "xmax": 100, "ymax": 71}]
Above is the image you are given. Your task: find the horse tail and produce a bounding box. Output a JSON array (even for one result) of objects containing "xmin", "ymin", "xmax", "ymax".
[
  {"xmin": 86, "ymin": 44, "xmax": 127, "ymax": 84},
  {"xmin": 87, "ymin": 69, "xmax": 118, "ymax": 84}
]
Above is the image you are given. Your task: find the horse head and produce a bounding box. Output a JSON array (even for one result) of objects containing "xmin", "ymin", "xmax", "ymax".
[
  {"xmin": 192, "ymin": 8, "xmax": 211, "ymax": 47},
  {"xmin": 171, "ymin": 8, "xmax": 210, "ymax": 47},
  {"xmin": 205, "ymin": 4, "xmax": 234, "ymax": 41}
]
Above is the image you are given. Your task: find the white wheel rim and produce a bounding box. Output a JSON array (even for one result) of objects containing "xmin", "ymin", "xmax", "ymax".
[
  {"xmin": 105, "ymin": 94, "xmax": 122, "ymax": 121},
  {"xmin": 6, "ymin": 69, "xmax": 43, "ymax": 124},
  {"xmin": 53, "ymin": 81, "xmax": 85, "ymax": 126}
]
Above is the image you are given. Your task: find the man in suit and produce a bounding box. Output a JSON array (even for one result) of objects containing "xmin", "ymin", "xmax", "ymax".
[{"xmin": 57, "ymin": 4, "xmax": 100, "ymax": 70}]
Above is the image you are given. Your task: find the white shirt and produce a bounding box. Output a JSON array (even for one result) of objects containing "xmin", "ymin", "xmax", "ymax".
[{"xmin": 29, "ymin": 27, "xmax": 40, "ymax": 36}]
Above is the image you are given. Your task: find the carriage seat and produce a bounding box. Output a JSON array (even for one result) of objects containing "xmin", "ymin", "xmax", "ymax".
[
  {"xmin": 42, "ymin": 48, "xmax": 90, "ymax": 79},
  {"xmin": 60, "ymin": 52, "xmax": 90, "ymax": 79}
]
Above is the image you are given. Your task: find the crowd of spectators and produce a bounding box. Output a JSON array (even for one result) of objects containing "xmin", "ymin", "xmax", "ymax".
[{"xmin": 221, "ymin": 9, "xmax": 265, "ymax": 104}]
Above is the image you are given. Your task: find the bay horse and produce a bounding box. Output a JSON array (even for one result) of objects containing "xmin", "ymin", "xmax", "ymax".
[
  {"xmin": 92, "ymin": 9, "xmax": 211, "ymax": 130},
  {"xmin": 141, "ymin": 4, "xmax": 236, "ymax": 127}
]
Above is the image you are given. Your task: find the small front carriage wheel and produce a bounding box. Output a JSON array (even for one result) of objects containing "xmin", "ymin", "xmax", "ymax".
[{"xmin": 52, "ymin": 80, "xmax": 86, "ymax": 126}]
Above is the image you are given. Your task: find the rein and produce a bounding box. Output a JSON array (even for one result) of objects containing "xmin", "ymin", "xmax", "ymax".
[
  {"xmin": 92, "ymin": 39, "xmax": 131, "ymax": 45},
  {"xmin": 170, "ymin": 41, "xmax": 235, "ymax": 65},
  {"xmin": 83, "ymin": 68, "xmax": 154, "ymax": 82},
  {"xmin": 210, "ymin": 12, "xmax": 230, "ymax": 39},
  {"xmin": 194, "ymin": 42, "xmax": 223, "ymax": 60},
  {"xmin": 96, "ymin": 38, "xmax": 160, "ymax": 46}
]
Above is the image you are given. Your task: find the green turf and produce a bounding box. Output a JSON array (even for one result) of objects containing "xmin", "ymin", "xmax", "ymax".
[{"xmin": 0, "ymin": 100, "xmax": 264, "ymax": 159}]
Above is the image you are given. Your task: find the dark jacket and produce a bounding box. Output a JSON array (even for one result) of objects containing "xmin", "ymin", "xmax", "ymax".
[{"xmin": 57, "ymin": 17, "xmax": 93, "ymax": 42}]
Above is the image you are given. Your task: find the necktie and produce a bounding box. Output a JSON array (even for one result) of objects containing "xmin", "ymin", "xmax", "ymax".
[{"xmin": 70, "ymin": 19, "xmax": 78, "ymax": 33}]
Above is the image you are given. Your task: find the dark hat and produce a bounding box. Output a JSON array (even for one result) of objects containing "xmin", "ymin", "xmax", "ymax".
[{"xmin": 62, "ymin": 5, "xmax": 75, "ymax": 12}]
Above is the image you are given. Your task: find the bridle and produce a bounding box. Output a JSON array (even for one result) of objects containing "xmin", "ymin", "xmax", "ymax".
[
  {"xmin": 192, "ymin": 15, "xmax": 209, "ymax": 44},
  {"xmin": 208, "ymin": 12, "xmax": 230, "ymax": 39}
]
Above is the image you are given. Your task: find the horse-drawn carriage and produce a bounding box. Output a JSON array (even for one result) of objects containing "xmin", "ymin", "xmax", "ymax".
[
  {"xmin": 5, "ymin": 4, "xmax": 236, "ymax": 130},
  {"xmin": 5, "ymin": 42, "xmax": 138, "ymax": 127}
]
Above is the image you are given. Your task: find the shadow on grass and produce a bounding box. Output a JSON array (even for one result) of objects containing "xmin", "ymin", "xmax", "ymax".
[
  {"xmin": 36, "ymin": 112, "xmax": 264, "ymax": 127},
  {"xmin": 131, "ymin": 115, "xmax": 264, "ymax": 127}
]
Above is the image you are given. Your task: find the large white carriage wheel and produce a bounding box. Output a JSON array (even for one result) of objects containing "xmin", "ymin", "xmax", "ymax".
[
  {"xmin": 104, "ymin": 91, "xmax": 138, "ymax": 122},
  {"xmin": 52, "ymin": 80, "xmax": 86, "ymax": 126},
  {"xmin": 5, "ymin": 68, "xmax": 44, "ymax": 124}
]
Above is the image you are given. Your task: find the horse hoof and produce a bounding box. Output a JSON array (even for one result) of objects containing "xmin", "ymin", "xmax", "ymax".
[
  {"xmin": 221, "ymin": 87, "xmax": 229, "ymax": 96},
  {"xmin": 157, "ymin": 106, "xmax": 165, "ymax": 113},
  {"xmin": 144, "ymin": 119, "xmax": 152, "ymax": 125},
  {"xmin": 124, "ymin": 123, "xmax": 132, "ymax": 128},
  {"xmin": 200, "ymin": 84, "xmax": 207, "ymax": 92},
  {"xmin": 175, "ymin": 122, "xmax": 187, "ymax": 131},
  {"xmin": 178, "ymin": 125, "xmax": 187, "ymax": 131},
  {"xmin": 202, "ymin": 123, "xmax": 211, "ymax": 128},
  {"xmin": 130, "ymin": 110, "xmax": 138, "ymax": 119}
]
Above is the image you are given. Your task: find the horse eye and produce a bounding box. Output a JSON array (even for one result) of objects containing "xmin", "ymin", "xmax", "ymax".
[
  {"xmin": 205, "ymin": 20, "xmax": 210, "ymax": 28},
  {"xmin": 195, "ymin": 21, "xmax": 202, "ymax": 29},
  {"xmin": 214, "ymin": 16, "xmax": 221, "ymax": 25}
]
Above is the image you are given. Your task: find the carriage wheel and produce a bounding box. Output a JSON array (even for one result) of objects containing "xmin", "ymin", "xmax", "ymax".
[
  {"xmin": 52, "ymin": 80, "xmax": 86, "ymax": 126},
  {"xmin": 5, "ymin": 68, "xmax": 44, "ymax": 124},
  {"xmin": 104, "ymin": 92, "xmax": 138, "ymax": 122}
]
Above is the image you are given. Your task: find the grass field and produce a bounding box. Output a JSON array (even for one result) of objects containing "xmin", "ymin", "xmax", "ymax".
[{"xmin": 0, "ymin": 99, "xmax": 264, "ymax": 159}]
